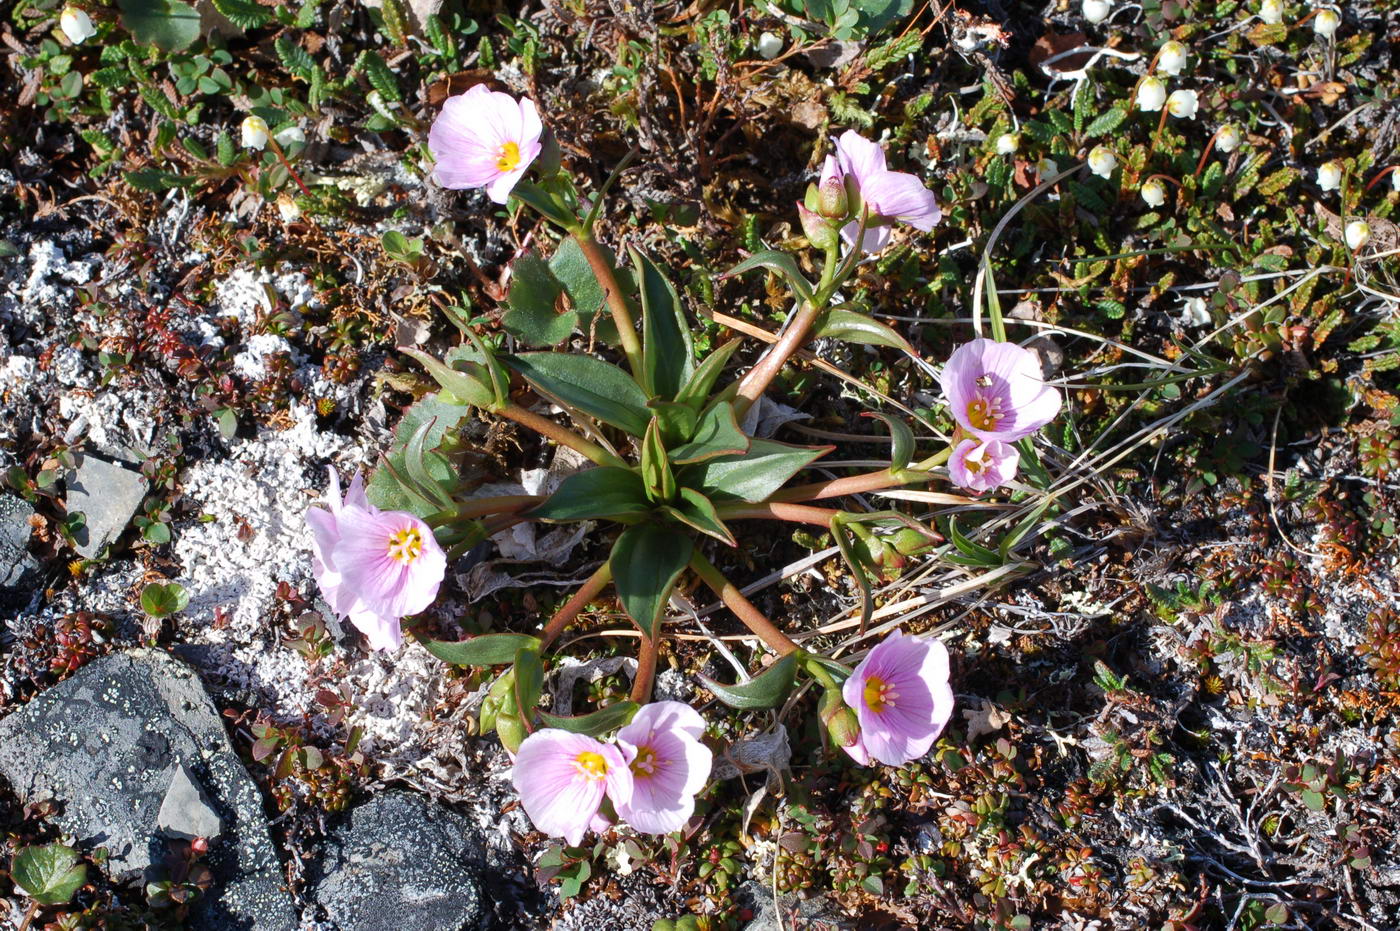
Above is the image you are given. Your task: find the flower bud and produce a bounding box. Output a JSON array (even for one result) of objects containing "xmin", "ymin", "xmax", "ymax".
[
  {"xmin": 1260, "ymin": 0, "xmax": 1284, "ymax": 23},
  {"xmin": 1166, "ymin": 89, "xmax": 1199, "ymax": 120},
  {"xmin": 1215, "ymin": 123, "xmax": 1242, "ymax": 153},
  {"xmin": 1035, "ymin": 156, "xmax": 1059, "ymax": 180},
  {"xmin": 1313, "ymin": 7, "xmax": 1339, "ymax": 36},
  {"xmin": 889, "ymin": 526, "xmax": 937, "ymax": 557},
  {"xmin": 818, "ymin": 175, "xmax": 848, "ymax": 219},
  {"xmin": 1344, "ymin": 220, "xmax": 1371, "ymax": 251},
  {"xmin": 819, "ymin": 689, "xmax": 861, "ymax": 749},
  {"xmin": 1136, "ymin": 77, "xmax": 1167, "ymax": 112},
  {"xmin": 995, "ymin": 133, "xmax": 1019, "ymax": 155},
  {"xmin": 1088, "ymin": 145, "xmax": 1117, "ymax": 179},
  {"xmin": 495, "ymin": 711, "xmax": 527, "ymax": 755},
  {"xmin": 241, "ymin": 115, "xmax": 269, "ymax": 151},
  {"xmin": 1317, "ymin": 160, "xmax": 1342, "ymax": 192},
  {"xmin": 1083, "ymin": 0, "xmax": 1112, "ymax": 24},
  {"xmin": 798, "ymin": 203, "xmax": 840, "ymax": 251},
  {"xmin": 756, "ymin": 31, "xmax": 783, "ymax": 60},
  {"xmin": 275, "ymin": 125, "xmax": 305, "ymax": 147},
  {"xmin": 1157, "ymin": 40, "xmax": 1189, "ymax": 76},
  {"xmin": 1140, "ymin": 178, "xmax": 1167, "ymax": 207},
  {"xmin": 60, "ymin": 6, "xmax": 96, "ymax": 44}
]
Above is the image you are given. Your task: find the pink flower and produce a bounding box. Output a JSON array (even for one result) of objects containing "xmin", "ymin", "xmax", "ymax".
[
  {"xmin": 948, "ymin": 438, "xmax": 1019, "ymax": 494},
  {"xmin": 940, "ymin": 339, "xmax": 1061, "ymax": 443},
  {"xmin": 841, "ymin": 630, "xmax": 955, "ymax": 767},
  {"xmin": 512, "ymin": 730, "xmax": 634, "ymax": 846},
  {"xmin": 305, "ymin": 468, "xmax": 447, "ymax": 651},
  {"xmin": 614, "ymin": 702, "xmax": 713, "ymax": 835},
  {"xmin": 428, "ymin": 84, "xmax": 543, "ymax": 204},
  {"xmin": 830, "ymin": 130, "xmax": 941, "ymax": 252}
]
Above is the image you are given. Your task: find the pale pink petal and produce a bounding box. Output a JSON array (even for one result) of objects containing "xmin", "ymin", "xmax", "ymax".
[
  {"xmin": 342, "ymin": 470, "xmax": 370, "ymax": 512},
  {"xmin": 820, "ymin": 154, "xmax": 842, "ymax": 187},
  {"xmin": 835, "ymin": 130, "xmax": 887, "ymax": 188},
  {"xmin": 513, "ymin": 730, "xmax": 615, "ymax": 846},
  {"xmin": 842, "ymin": 631, "xmax": 954, "ymax": 767},
  {"xmin": 429, "ymin": 85, "xmax": 543, "ymax": 201},
  {"xmin": 622, "ymin": 701, "xmax": 707, "ymax": 743},
  {"xmin": 949, "ymin": 439, "xmax": 1019, "ymax": 494},
  {"xmin": 839, "ymin": 220, "xmax": 892, "ymax": 255},
  {"xmin": 330, "ymin": 508, "xmax": 445, "ymax": 620},
  {"xmin": 347, "ymin": 605, "xmax": 403, "ymax": 651},
  {"xmin": 860, "ymin": 170, "xmax": 940, "ymax": 230}
]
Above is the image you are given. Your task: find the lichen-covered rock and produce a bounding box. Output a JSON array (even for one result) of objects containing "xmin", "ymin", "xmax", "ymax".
[
  {"xmin": 0, "ymin": 648, "xmax": 297, "ymax": 929},
  {"xmin": 310, "ymin": 791, "xmax": 486, "ymax": 931},
  {"xmin": 0, "ymin": 493, "xmax": 39, "ymax": 603},
  {"xmin": 65, "ymin": 453, "xmax": 145, "ymax": 558}
]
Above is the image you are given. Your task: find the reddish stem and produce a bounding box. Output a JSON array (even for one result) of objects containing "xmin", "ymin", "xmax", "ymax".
[
  {"xmin": 715, "ymin": 502, "xmax": 841, "ymax": 525},
  {"xmin": 630, "ymin": 634, "xmax": 659, "ymax": 703},
  {"xmin": 540, "ymin": 562, "xmax": 613, "ymax": 650},
  {"xmin": 689, "ymin": 553, "xmax": 800, "ymax": 655}
]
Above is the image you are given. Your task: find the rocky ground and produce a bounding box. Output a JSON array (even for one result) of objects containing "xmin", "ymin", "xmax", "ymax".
[{"xmin": 3, "ymin": 0, "xmax": 1400, "ymax": 929}]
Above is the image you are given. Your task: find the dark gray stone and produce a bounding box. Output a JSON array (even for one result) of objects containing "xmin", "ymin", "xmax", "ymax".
[
  {"xmin": 311, "ymin": 791, "xmax": 485, "ymax": 931},
  {"xmin": 738, "ymin": 880, "xmax": 851, "ymax": 931},
  {"xmin": 0, "ymin": 649, "xmax": 297, "ymax": 930},
  {"xmin": 0, "ymin": 493, "xmax": 39, "ymax": 598},
  {"xmin": 66, "ymin": 454, "xmax": 145, "ymax": 558}
]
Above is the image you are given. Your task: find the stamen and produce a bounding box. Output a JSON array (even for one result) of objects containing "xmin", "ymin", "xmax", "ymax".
[
  {"xmin": 863, "ymin": 675, "xmax": 899, "ymax": 713},
  {"xmin": 386, "ymin": 527, "xmax": 424, "ymax": 564},
  {"xmin": 966, "ymin": 392, "xmax": 1004, "ymax": 431},
  {"xmin": 631, "ymin": 746, "xmax": 657, "ymax": 777},
  {"xmin": 496, "ymin": 141, "xmax": 521, "ymax": 172},
  {"xmin": 576, "ymin": 751, "xmax": 609, "ymax": 780}
]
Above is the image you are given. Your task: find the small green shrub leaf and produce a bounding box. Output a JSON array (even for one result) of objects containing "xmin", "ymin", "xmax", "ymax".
[{"xmin": 12, "ymin": 844, "xmax": 87, "ymax": 906}]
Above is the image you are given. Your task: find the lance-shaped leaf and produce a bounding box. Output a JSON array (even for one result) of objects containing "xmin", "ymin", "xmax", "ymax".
[
  {"xmin": 420, "ymin": 633, "xmax": 542, "ymax": 667},
  {"xmin": 662, "ymin": 488, "xmax": 736, "ymax": 546},
  {"xmin": 669, "ymin": 401, "xmax": 750, "ymax": 465},
  {"xmin": 610, "ymin": 525, "xmax": 692, "ymax": 639},
  {"xmin": 528, "ymin": 467, "xmax": 652, "ymax": 522},
  {"xmin": 813, "ymin": 308, "xmax": 915, "ymax": 355},
  {"xmin": 510, "ymin": 180, "xmax": 579, "ymax": 230},
  {"xmin": 514, "ymin": 646, "xmax": 545, "ymax": 729},
  {"xmin": 505, "ymin": 352, "xmax": 651, "ymax": 437},
  {"xmin": 400, "ymin": 347, "xmax": 496, "ymax": 409},
  {"xmin": 700, "ymin": 652, "xmax": 799, "ymax": 710},
  {"xmin": 634, "ymin": 248, "xmax": 695, "ymax": 401},
  {"xmin": 943, "ymin": 515, "xmax": 1003, "ymax": 568},
  {"xmin": 722, "ymin": 250, "xmax": 815, "ymax": 304},
  {"xmin": 648, "ymin": 399, "xmax": 700, "ymax": 447},
  {"xmin": 367, "ymin": 393, "xmax": 471, "ymax": 514},
  {"xmin": 539, "ymin": 701, "xmax": 640, "ymax": 736},
  {"xmin": 641, "ymin": 418, "xmax": 676, "ymax": 504},
  {"xmin": 403, "ymin": 415, "xmax": 456, "ymax": 510},
  {"xmin": 674, "ymin": 340, "xmax": 743, "ymax": 410},
  {"xmin": 678, "ymin": 438, "xmax": 831, "ymax": 503},
  {"xmin": 864, "ymin": 412, "xmax": 916, "ymax": 473}
]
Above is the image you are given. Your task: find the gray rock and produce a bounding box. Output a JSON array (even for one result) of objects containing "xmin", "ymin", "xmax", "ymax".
[
  {"xmin": 738, "ymin": 880, "xmax": 851, "ymax": 931},
  {"xmin": 0, "ymin": 649, "xmax": 297, "ymax": 930},
  {"xmin": 311, "ymin": 791, "xmax": 485, "ymax": 931},
  {"xmin": 65, "ymin": 454, "xmax": 146, "ymax": 558},
  {"xmin": 157, "ymin": 763, "xmax": 224, "ymax": 841},
  {"xmin": 0, "ymin": 493, "xmax": 39, "ymax": 597}
]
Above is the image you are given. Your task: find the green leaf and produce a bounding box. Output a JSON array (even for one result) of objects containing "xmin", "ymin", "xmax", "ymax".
[
  {"xmin": 510, "ymin": 180, "xmax": 578, "ymax": 230},
  {"xmin": 641, "ymin": 418, "xmax": 676, "ymax": 504},
  {"xmin": 813, "ymin": 308, "xmax": 914, "ymax": 354},
  {"xmin": 701, "ymin": 652, "xmax": 798, "ymax": 710},
  {"xmin": 865, "ymin": 412, "xmax": 914, "ymax": 472},
  {"xmin": 944, "ymin": 516, "xmax": 1002, "ymax": 567},
  {"xmin": 357, "ymin": 50, "xmax": 402, "ymax": 103},
  {"xmin": 538, "ymin": 701, "xmax": 640, "ymax": 736},
  {"xmin": 420, "ymin": 633, "xmax": 542, "ymax": 666},
  {"xmin": 118, "ymin": 0, "xmax": 201, "ymax": 52},
  {"xmin": 528, "ymin": 467, "xmax": 652, "ymax": 522},
  {"xmin": 514, "ymin": 646, "xmax": 544, "ymax": 722},
  {"xmin": 275, "ymin": 36, "xmax": 315, "ymax": 80},
  {"xmin": 501, "ymin": 251, "xmax": 575, "ymax": 347},
  {"xmin": 1084, "ymin": 105, "xmax": 1128, "ymax": 139},
  {"xmin": 403, "ymin": 415, "xmax": 455, "ymax": 509},
  {"xmin": 679, "ymin": 438, "xmax": 830, "ymax": 503},
  {"xmin": 123, "ymin": 169, "xmax": 196, "ymax": 192},
  {"xmin": 505, "ymin": 352, "xmax": 651, "ymax": 436},
  {"xmin": 367, "ymin": 393, "xmax": 472, "ymax": 514},
  {"xmin": 674, "ymin": 340, "xmax": 743, "ymax": 411},
  {"xmin": 1301, "ymin": 788, "xmax": 1325, "ymax": 811},
  {"xmin": 634, "ymin": 249, "xmax": 694, "ymax": 400},
  {"xmin": 140, "ymin": 582, "xmax": 189, "ymax": 618},
  {"xmin": 648, "ymin": 400, "xmax": 700, "ymax": 447},
  {"xmin": 610, "ymin": 525, "xmax": 693, "ymax": 639},
  {"xmin": 669, "ymin": 401, "xmax": 750, "ymax": 465},
  {"xmin": 552, "ymin": 236, "xmax": 618, "ymax": 337},
  {"xmin": 400, "ymin": 347, "xmax": 496, "ymax": 410},
  {"xmin": 210, "ymin": 0, "xmax": 271, "ymax": 28},
  {"xmin": 723, "ymin": 250, "xmax": 815, "ymax": 304},
  {"xmin": 12, "ymin": 844, "xmax": 87, "ymax": 906},
  {"xmin": 662, "ymin": 488, "xmax": 736, "ymax": 546}
]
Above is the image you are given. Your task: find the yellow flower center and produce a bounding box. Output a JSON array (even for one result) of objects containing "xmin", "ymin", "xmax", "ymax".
[
  {"xmin": 864, "ymin": 675, "xmax": 898, "ymax": 713},
  {"xmin": 496, "ymin": 141, "xmax": 521, "ymax": 172},
  {"xmin": 963, "ymin": 451, "xmax": 987, "ymax": 475},
  {"xmin": 966, "ymin": 394, "xmax": 1004, "ymax": 432},
  {"xmin": 386, "ymin": 527, "xmax": 423, "ymax": 564},
  {"xmin": 576, "ymin": 751, "xmax": 609, "ymax": 780},
  {"xmin": 631, "ymin": 746, "xmax": 657, "ymax": 777}
]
